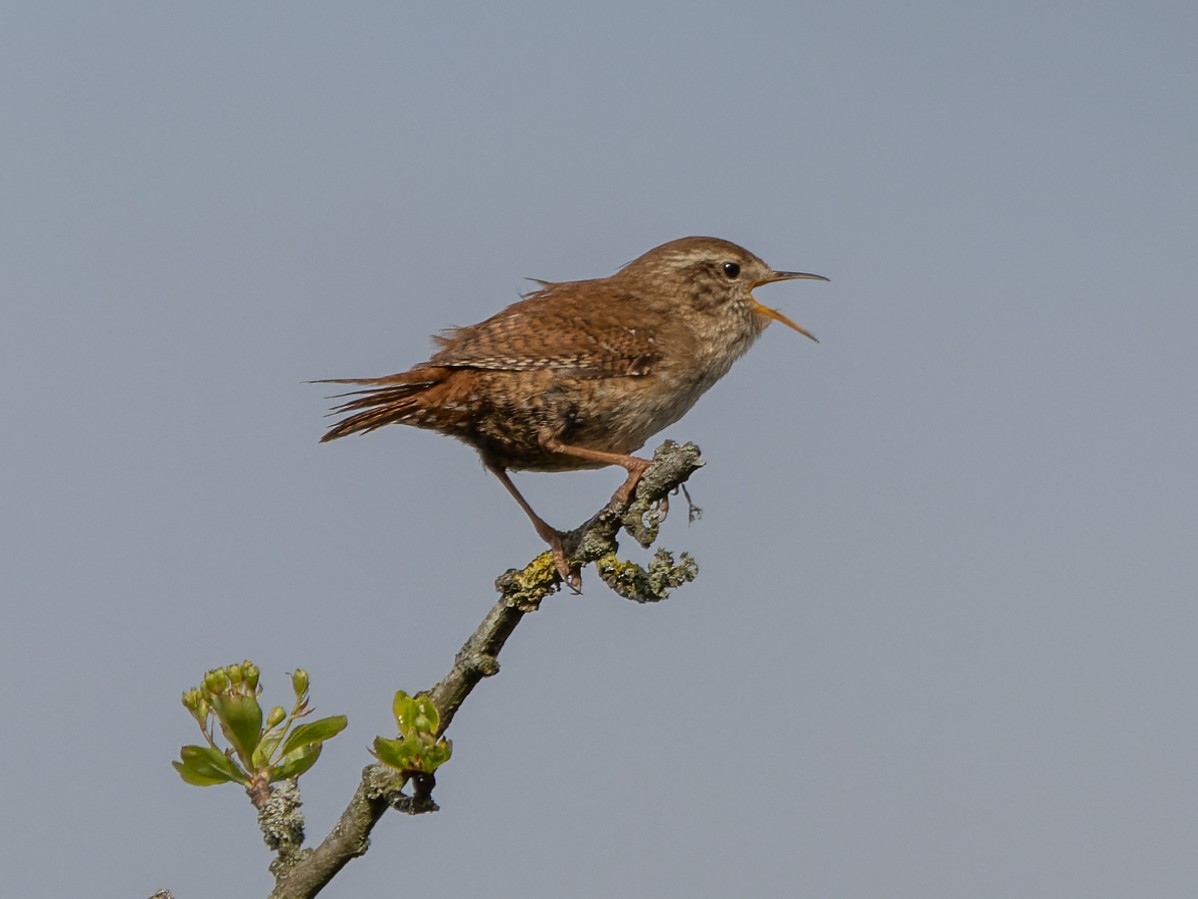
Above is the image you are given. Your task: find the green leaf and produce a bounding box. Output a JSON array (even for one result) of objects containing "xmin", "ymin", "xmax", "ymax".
[
  {"xmin": 174, "ymin": 760, "xmax": 232, "ymax": 787},
  {"xmin": 392, "ymin": 691, "xmax": 439, "ymax": 737},
  {"xmin": 279, "ymin": 714, "xmax": 348, "ymax": 758},
  {"xmin": 252, "ymin": 728, "xmax": 284, "ymax": 769},
  {"xmin": 392, "ymin": 692, "xmax": 417, "ymax": 730},
  {"xmin": 372, "ymin": 735, "xmax": 451, "ymax": 774},
  {"xmin": 372, "ymin": 735, "xmax": 419, "ymax": 771},
  {"xmin": 425, "ymin": 738, "xmax": 452, "ymax": 769},
  {"xmin": 270, "ymin": 742, "xmax": 322, "ymax": 782},
  {"xmin": 174, "ymin": 745, "xmax": 248, "ymax": 786},
  {"xmin": 211, "ymin": 691, "xmax": 263, "ymax": 762},
  {"xmin": 415, "ymin": 697, "xmax": 439, "ymax": 734}
]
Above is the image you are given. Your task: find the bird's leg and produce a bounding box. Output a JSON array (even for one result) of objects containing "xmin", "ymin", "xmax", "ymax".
[
  {"xmin": 537, "ymin": 435, "xmax": 653, "ymax": 509},
  {"xmin": 486, "ymin": 463, "xmax": 580, "ymax": 591}
]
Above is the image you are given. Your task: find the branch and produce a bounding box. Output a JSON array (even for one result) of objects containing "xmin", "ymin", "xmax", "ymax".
[
  {"xmin": 494, "ymin": 439, "xmax": 705, "ymax": 610},
  {"xmin": 267, "ymin": 440, "xmax": 704, "ymax": 899}
]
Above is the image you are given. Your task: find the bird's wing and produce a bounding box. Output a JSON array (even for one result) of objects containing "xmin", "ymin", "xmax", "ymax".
[{"xmin": 429, "ymin": 286, "xmax": 662, "ymax": 379}]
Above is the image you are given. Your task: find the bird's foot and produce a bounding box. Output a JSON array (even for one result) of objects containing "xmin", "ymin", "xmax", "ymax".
[
  {"xmin": 545, "ymin": 530, "xmax": 583, "ymax": 594},
  {"xmin": 609, "ymin": 458, "xmax": 653, "ymax": 509}
]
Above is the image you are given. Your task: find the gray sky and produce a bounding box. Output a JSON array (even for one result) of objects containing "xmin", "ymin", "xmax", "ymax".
[{"xmin": 3, "ymin": 2, "xmax": 1196, "ymax": 896}]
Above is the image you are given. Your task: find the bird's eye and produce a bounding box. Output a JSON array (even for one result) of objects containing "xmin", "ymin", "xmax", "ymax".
[{"xmin": 722, "ymin": 262, "xmax": 740, "ymax": 279}]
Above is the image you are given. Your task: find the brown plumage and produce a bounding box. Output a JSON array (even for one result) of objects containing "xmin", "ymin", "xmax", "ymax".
[{"xmin": 318, "ymin": 236, "xmax": 827, "ymax": 586}]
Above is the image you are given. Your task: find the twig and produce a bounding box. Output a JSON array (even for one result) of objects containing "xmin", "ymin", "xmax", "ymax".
[{"xmin": 267, "ymin": 441, "xmax": 704, "ymax": 899}]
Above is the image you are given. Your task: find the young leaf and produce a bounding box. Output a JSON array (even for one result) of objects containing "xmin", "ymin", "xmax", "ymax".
[
  {"xmin": 412, "ymin": 697, "xmax": 438, "ymax": 735},
  {"xmin": 278, "ymin": 714, "xmax": 348, "ymax": 758},
  {"xmin": 253, "ymin": 729, "xmax": 284, "ymax": 770},
  {"xmin": 174, "ymin": 745, "xmax": 248, "ymax": 786},
  {"xmin": 270, "ymin": 742, "xmax": 322, "ymax": 782},
  {"xmin": 372, "ymin": 736, "xmax": 418, "ymax": 772},
  {"xmin": 392, "ymin": 691, "xmax": 440, "ymax": 737},
  {"xmin": 392, "ymin": 692, "xmax": 418, "ymax": 732},
  {"xmin": 427, "ymin": 739, "xmax": 452, "ymax": 768},
  {"xmin": 211, "ymin": 691, "xmax": 263, "ymax": 762}
]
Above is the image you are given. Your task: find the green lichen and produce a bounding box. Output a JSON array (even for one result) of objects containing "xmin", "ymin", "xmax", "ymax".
[
  {"xmin": 494, "ymin": 551, "xmax": 561, "ymax": 611},
  {"xmin": 596, "ymin": 550, "xmax": 698, "ymax": 602}
]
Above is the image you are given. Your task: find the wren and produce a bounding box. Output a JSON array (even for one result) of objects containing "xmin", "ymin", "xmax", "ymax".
[{"xmin": 318, "ymin": 236, "xmax": 828, "ymax": 585}]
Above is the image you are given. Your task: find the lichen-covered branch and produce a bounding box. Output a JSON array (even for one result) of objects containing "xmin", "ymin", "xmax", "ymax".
[
  {"xmin": 267, "ymin": 440, "xmax": 704, "ymax": 899},
  {"xmin": 260, "ymin": 779, "xmax": 307, "ymax": 880},
  {"xmin": 495, "ymin": 440, "xmax": 704, "ymax": 610}
]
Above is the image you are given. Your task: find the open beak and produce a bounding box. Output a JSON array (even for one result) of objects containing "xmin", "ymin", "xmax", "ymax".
[{"xmin": 750, "ymin": 270, "xmax": 829, "ymax": 343}]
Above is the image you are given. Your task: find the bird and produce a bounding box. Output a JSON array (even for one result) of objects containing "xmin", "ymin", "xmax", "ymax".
[{"xmin": 317, "ymin": 236, "xmax": 828, "ymax": 586}]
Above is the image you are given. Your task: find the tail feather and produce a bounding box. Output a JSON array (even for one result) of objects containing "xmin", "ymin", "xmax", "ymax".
[{"xmin": 314, "ymin": 370, "xmax": 446, "ymax": 441}]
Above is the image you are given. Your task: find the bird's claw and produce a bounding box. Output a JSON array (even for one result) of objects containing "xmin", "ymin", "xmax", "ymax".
[
  {"xmin": 656, "ymin": 493, "xmax": 669, "ymax": 521},
  {"xmin": 549, "ymin": 536, "xmax": 583, "ymax": 594}
]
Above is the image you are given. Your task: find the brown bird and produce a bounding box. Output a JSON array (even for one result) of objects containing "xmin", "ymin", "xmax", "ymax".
[{"xmin": 318, "ymin": 236, "xmax": 827, "ymax": 585}]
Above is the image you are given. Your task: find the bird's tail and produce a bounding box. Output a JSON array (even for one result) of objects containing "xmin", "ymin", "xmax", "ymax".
[{"xmin": 313, "ymin": 369, "xmax": 448, "ymax": 441}]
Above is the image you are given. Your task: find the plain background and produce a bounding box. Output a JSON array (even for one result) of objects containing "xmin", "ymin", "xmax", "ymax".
[{"xmin": 3, "ymin": 2, "xmax": 1196, "ymax": 897}]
